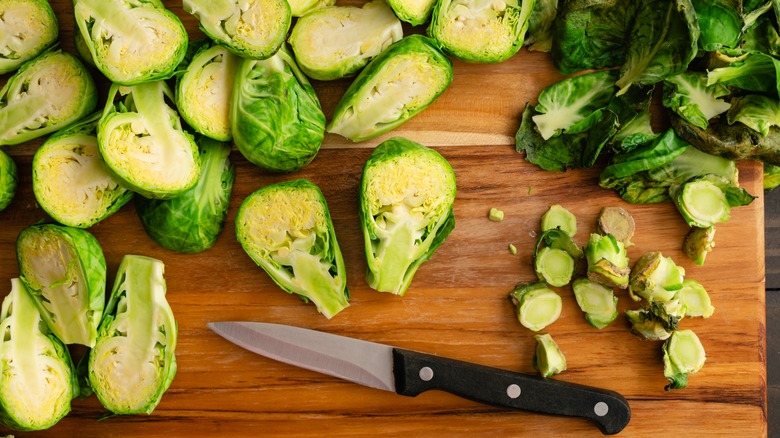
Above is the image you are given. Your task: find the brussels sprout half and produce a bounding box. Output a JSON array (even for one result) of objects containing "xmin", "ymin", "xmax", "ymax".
[
  {"xmin": 428, "ymin": 0, "xmax": 536, "ymax": 63},
  {"xmin": 327, "ymin": 35, "xmax": 453, "ymax": 142},
  {"xmin": 88, "ymin": 255, "xmax": 177, "ymax": 415},
  {"xmin": 73, "ymin": 0, "xmax": 188, "ymax": 85},
  {"xmin": 98, "ymin": 81, "xmax": 201, "ymax": 199},
  {"xmin": 33, "ymin": 112, "xmax": 134, "ymax": 228},
  {"xmin": 16, "ymin": 223, "xmax": 106, "ymax": 347},
  {"xmin": 0, "ymin": 0, "xmax": 58, "ymax": 74},
  {"xmin": 289, "ymin": 0, "xmax": 336, "ymax": 17},
  {"xmin": 235, "ymin": 179, "xmax": 349, "ymax": 319},
  {"xmin": 176, "ymin": 41, "xmax": 239, "ymax": 142},
  {"xmin": 289, "ymin": 0, "xmax": 403, "ymax": 81},
  {"xmin": 359, "ymin": 137, "xmax": 456, "ymax": 295},
  {"xmin": 183, "ymin": 0, "xmax": 291, "ymax": 60},
  {"xmin": 0, "ymin": 279, "xmax": 78, "ymax": 432},
  {"xmin": 0, "ymin": 50, "xmax": 97, "ymax": 146},
  {"xmin": 231, "ymin": 45, "xmax": 326, "ymax": 173},
  {"xmin": 136, "ymin": 137, "xmax": 235, "ymax": 254},
  {"xmin": 0, "ymin": 149, "xmax": 17, "ymax": 212}
]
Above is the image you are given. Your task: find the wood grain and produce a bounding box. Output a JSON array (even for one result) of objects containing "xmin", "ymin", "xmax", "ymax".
[{"xmin": 0, "ymin": 1, "xmax": 767, "ymax": 436}]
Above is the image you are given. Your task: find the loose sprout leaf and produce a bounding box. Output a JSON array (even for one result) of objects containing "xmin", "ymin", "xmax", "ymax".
[
  {"xmin": 663, "ymin": 72, "xmax": 731, "ymax": 129},
  {"xmin": 0, "ymin": 0, "xmax": 59, "ymax": 74},
  {"xmin": 691, "ymin": 0, "xmax": 741, "ymax": 51},
  {"xmin": 727, "ymin": 94, "xmax": 780, "ymax": 137},
  {"xmin": 0, "ymin": 150, "xmax": 17, "ymax": 212},
  {"xmin": 524, "ymin": 0, "xmax": 558, "ymax": 52}
]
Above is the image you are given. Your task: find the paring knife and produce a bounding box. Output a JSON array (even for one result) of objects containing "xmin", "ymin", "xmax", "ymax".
[{"xmin": 208, "ymin": 321, "xmax": 630, "ymax": 435}]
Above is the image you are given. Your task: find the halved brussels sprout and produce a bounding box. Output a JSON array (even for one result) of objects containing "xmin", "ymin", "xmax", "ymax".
[
  {"xmin": 0, "ymin": 278, "xmax": 78, "ymax": 431},
  {"xmin": 176, "ymin": 41, "xmax": 239, "ymax": 142},
  {"xmin": 0, "ymin": 50, "xmax": 97, "ymax": 146},
  {"xmin": 428, "ymin": 0, "xmax": 535, "ymax": 63},
  {"xmin": 16, "ymin": 223, "xmax": 106, "ymax": 347},
  {"xmin": 235, "ymin": 179, "xmax": 349, "ymax": 319},
  {"xmin": 88, "ymin": 255, "xmax": 177, "ymax": 415},
  {"xmin": 359, "ymin": 137, "xmax": 456, "ymax": 295},
  {"xmin": 289, "ymin": 0, "xmax": 336, "ymax": 17},
  {"xmin": 387, "ymin": 0, "xmax": 437, "ymax": 25},
  {"xmin": 288, "ymin": 0, "xmax": 403, "ymax": 81},
  {"xmin": 136, "ymin": 137, "xmax": 235, "ymax": 254},
  {"xmin": 98, "ymin": 81, "xmax": 201, "ymax": 199},
  {"xmin": 73, "ymin": 0, "xmax": 188, "ymax": 85},
  {"xmin": 33, "ymin": 112, "xmax": 134, "ymax": 228},
  {"xmin": 183, "ymin": 0, "xmax": 291, "ymax": 60},
  {"xmin": 328, "ymin": 35, "xmax": 453, "ymax": 142},
  {"xmin": 0, "ymin": 0, "xmax": 59, "ymax": 74},
  {"xmin": 231, "ymin": 45, "xmax": 325, "ymax": 173},
  {"xmin": 0, "ymin": 149, "xmax": 17, "ymax": 212}
]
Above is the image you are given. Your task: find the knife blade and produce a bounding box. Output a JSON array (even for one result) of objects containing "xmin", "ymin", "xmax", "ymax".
[{"xmin": 208, "ymin": 321, "xmax": 630, "ymax": 435}]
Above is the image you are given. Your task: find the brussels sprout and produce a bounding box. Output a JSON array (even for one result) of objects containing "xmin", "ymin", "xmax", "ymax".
[
  {"xmin": 672, "ymin": 174, "xmax": 755, "ymax": 228},
  {"xmin": 509, "ymin": 282, "xmax": 562, "ymax": 332},
  {"xmin": 692, "ymin": 0, "xmax": 741, "ymax": 51},
  {"xmin": 73, "ymin": 0, "xmax": 188, "ymax": 85},
  {"xmin": 0, "ymin": 278, "xmax": 78, "ymax": 431},
  {"xmin": 136, "ymin": 137, "xmax": 235, "ymax": 254},
  {"xmin": 98, "ymin": 81, "xmax": 201, "ymax": 199},
  {"xmin": 524, "ymin": 0, "xmax": 558, "ymax": 52},
  {"xmin": 288, "ymin": 0, "xmax": 403, "ymax": 81},
  {"xmin": 683, "ymin": 226, "xmax": 715, "ymax": 266},
  {"xmin": 183, "ymin": 0, "xmax": 291, "ymax": 60},
  {"xmin": 176, "ymin": 41, "xmax": 239, "ymax": 142},
  {"xmin": 532, "ymin": 333, "xmax": 566, "ymax": 378},
  {"xmin": 428, "ymin": 0, "xmax": 535, "ymax": 63},
  {"xmin": 625, "ymin": 301, "xmax": 680, "ymax": 341},
  {"xmin": 584, "ymin": 233, "xmax": 630, "ymax": 289},
  {"xmin": 541, "ymin": 204, "xmax": 576, "ymax": 236},
  {"xmin": 662, "ymin": 72, "xmax": 731, "ymax": 130},
  {"xmin": 663, "ymin": 329, "xmax": 706, "ymax": 390},
  {"xmin": 235, "ymin": 179, "xmax": 349, "ymax": 319},
  {"xmin": 289, "ymin": 0, "xmax": 336, "ymax": 17},
  {"xmin": 386, "ymin": 0, "xmax": 436, "ymax": 25},
  {"xmin": 572, "ymin": 278, "xmax": 618, "ymax": 329},
  {"xmin": 0, "ymin": 149, "xmax": 17, "ymax": 212},
  {"xmin": 88, "ymin": 255, "xmax": 177, "ymax": 415},
  {"xmin": 359, "ymin": 137, "xmax": 456, "ymax": 295},
  {"xmin": 32, "ymin": 112, "xmax": 134, "ymax": 228},
  {"xmin": 328, "ymin": 35, "xmax": 452, "ymax": 142},
  {"xmin": 727, "ymin": 94, "xmax": 780, "ymax": 137},
  {"xmin": 533, "ymin": 228, "xmax": 582, "ymax": 287},
  {"xmin": 0, "ymin": 0, "xmax": 58, "ymax": 74},
  {"xmin": 0, "ymin": 50, "xmax": 97, "ymax": 146},
  {"xmin": 16, "ymin": 223, "xmax": 105, "ymax": 347},
  {"xmin": 231, "ymin": 45, "xmax": 325, "ymax": 173},
  {"xmin": 597, "ymin": 206, "xmax": 635, "ymax": 247},
  {"xmin": 629, "ymin": 251, "xmax": 685, "ymax": 303}
]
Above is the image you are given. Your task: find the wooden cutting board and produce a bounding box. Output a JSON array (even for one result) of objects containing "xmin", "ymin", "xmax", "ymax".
[{"xmin": 0, "ymin": 1, "xmax": 766, "ymax": 436}]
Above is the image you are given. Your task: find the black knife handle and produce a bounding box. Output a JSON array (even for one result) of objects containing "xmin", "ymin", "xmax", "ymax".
[{"xmin": 392, "ymin": 348, "xmax": 630, "ymax": 435}]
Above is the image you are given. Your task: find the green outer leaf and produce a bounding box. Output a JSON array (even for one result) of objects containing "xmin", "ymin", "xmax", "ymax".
[
  {"xmin": 707, "ymin": 51, "xmax": 780, "ymax": 96},
  {"xmin": 0, "ymin": 149, "xmax": 17, "ymax": 212},
  {"xmin": 16, "ymin": 224, "xmax": 106, "ymax": 348},
  {"xmin": 524, "ymin": 0, "xmax": 559, "ymax": 52},
  {"xmin": 231, "ymin": 45, "xmax": 325, "ymax": 173},
  {"xmin": 136, "ymin": 137, "xmax": 235, "ymax": 254},
  {"xmin": 516, "ymin": 103, "xmax": 588, "ymax": 171},
  {"xmin": 727, "ymin": 94, "xmax": 780, "ymax": 136},
  {"xmin": 0, "ymin": 0, "xmax": 59, "ymax": 74},
  {"xmin": 663, "ymin": 71, "xmax": 731, "ymax": 129},
  {"xmin": 601, "ymin": 129, "xmax": 690, "ymax": 181},
  {"xmin": 88, "ymin": 255, "xmax": 177, "ymax": 415},
  {"xmin": 691, "ymin": 0, "xmax": 741, "ymax": 51}
]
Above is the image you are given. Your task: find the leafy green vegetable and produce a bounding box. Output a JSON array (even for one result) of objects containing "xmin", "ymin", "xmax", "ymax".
[
  {"xmin": 524, "ymin": 0, "xmax": 558, "ymax": 52},
  {"xmin": 235, "ymin": 179, "xmax": 349, "ymax": 318},
  {"xmin": 727, "ymin": 94, "xmax": 780, "ymax": 136},
  {"xmin": 707, "ymin": 51, "xmax": 780, "ymax": 96},
  {"xmin": 386, "ymin": 0, "xmax": 437, "ymax": 26},
  {"xmin": 672, "ymin": 174, "xmax": 756, "ymax": 227},
  {"xmin": 626, "ymin": 301, "xmax": 680, "ymax": 340},
  {"xmin": 765, "ymin": 163, "xmax": 780, "ymax": 191},
  {"xmin": 683, "ymin": 225, "xmax": 716, "ymax": 265},
  {"xmin": 328, "ymin": 35, "xmax": 452, "ymax": 142},
  {"xmin": 691, "ymin": 0, "xmax": 742, "ymax": 51},
  {"xmin": 74, "ymin": 0, "xmax": 188, "ymax": 85},
  {"xmin": 0, "ymin": 149, "xmax": 17, "ymax": 212},
  {"xmin": 0, "ymin": 0, "xmax": 58, "ymax": 74},
  {"xmin": 288, "ymin": 0, "xmax": 335, "ymax": 17},
  {"xmin": 33, "ymin": 112, "xmax": 134, "ymax": 228},
  {"xmin": 0, "ymin": 50, "xmax": 97, "ymax": 146},
  {"xmin": 584, "ymin": 233, "xmax": 630, "ymax": 289},
  {"xmin": 628, "ymin": 251, "xmax": 685, "ymax": 303},
  {"xmin": 663, "ymin": 71, "xmax": 731, "ymax": 129},
  {"xmin": 231, "ymin": 45, "xmax": 325, "ymax": 173},
  {"xmin": 359, "ymin": 137, "xmax": 456, "ymax": 295},
  {"xmin": 88, "ymin": 255, "xmax": 177, "ymax": 415},
  {"xmin": 137, "ymin": 137, "xmax": 235, "ymax": 254}
]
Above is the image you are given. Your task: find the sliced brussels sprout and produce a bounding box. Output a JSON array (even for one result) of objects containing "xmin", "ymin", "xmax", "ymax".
[
  {"xmin": 16, "ymin": 223, "xmax": 106, "ymax": 347},
  {"xmin": 88, "ymin": 255, "xmax": 177, "ymax": 415},
  {"xmin": 533, "ymin": 228, "xmax": 582, "ymax": 287},
  {"xmin": 288, "ymin": 0, "xmax": 403, "ymax": 81},
  {"xmin": 428, "ymin": 0, "xmax": 535, "ymax": 63},
  {"xmin": 597, "ymin": 206, "xmax": 635, "ymax": 247},
  {"xmin": 625, "ymin": 301, "xmax": 680, "ymax": 341},
  {"xmin": 236, "ymin": 179, "xmax": 349, "ymax": 319},
  {"xmin": 385, "ymin": 0, "xmax": 437, "ymax": 25},
  {"xmin": 183, "ymin": 0, "xmax": 291, "ymax": 60},
  {"xmin": 663, "ymin": 329, "xmax": 706, "ymax": 390},
  {"xmin": 541, "ymin": 204, "xmax": 577, "ymax": 236},
  {"xmin": 572, "ymin": 278, "xmax": 618, "ymax": 329},
  {"xmin": 678, "ymin": 278, "xmax": 715, "ymax": 318},
  {"xmin": 674, "ymin": 178, "xmax": 730, "ymax": 227},
  {"xmin": 0, "ymin": 149, "xmax": 17, "ymax": 212},
  {"xmin": 73, "ymin": 0, "xmax": 187, "ymax": 85},
  {"xmin": 683, "ymin": 225, "xmax": 716, "ymax": 266},
  {"xmin": 0, "ymin": 0, "xmax": 58, "ymax": 74},
  {"xmin": 231, "ymin": 45, "xmax": 325, "ymax": 173},
  {"xmin": 33, "ymin": 112, "xmax": 134, "ymax": 228},
  {"xmin": 359, "ymin": 137, "xmax": 456, "ymax": 295},
  {"xmin": 176, "ymin": 41, "xmax": 239, "ymax": 142},
  {"xmin": 0, "ymin": 50, "xmax": 97, "ymax": 146},
  {"xmin": 628, "ymin": 251, "xmax": 685, "ymax": 303},
  {"xmin": 0, "ymin": 278, "xmax": 78, "ymax": 431},
  {"xmin": 328, "ymin": 34, "xmax": 453, "ymax": 142},
  {"xmin": 98, "ymin": 81, "xmax": 201, "ymax": 199},
  {"xmin": 584, "ymin": 233, "xmax": 630, "ymax": 289},
  {"xmin": 136, "ymin": 137, "xmax": 235, "ymax": 254},
  {"xmin": 509, "ymin": 282, "xmax": 562, "ymax": 332},
  {"xmin": 289, "ymin": 0, "xmax": 336, "ymax": 17},
  {"xmin": 533, "ymin": 333, "xmax": 566, "ymax": 378}
]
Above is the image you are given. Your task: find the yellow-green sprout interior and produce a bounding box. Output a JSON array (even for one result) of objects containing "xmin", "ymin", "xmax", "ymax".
[
  {"xmin": 0, "ymin": 0, "xmax": 58, "ymax": 72},
  {"xmin": 438, "ymin": 0, "xmax": 519, "ymax": 58}
]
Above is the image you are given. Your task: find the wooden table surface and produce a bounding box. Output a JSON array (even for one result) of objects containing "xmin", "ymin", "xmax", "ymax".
[{"xmin": 0, "ymin": 1, "xmax": 770, "ymax": 436}]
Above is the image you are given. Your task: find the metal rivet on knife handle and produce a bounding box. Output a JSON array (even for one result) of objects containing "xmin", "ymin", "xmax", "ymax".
[
  {"xmin": 507, "ymin": 384, "xmax": 521, "ymax": 399},
  {"xmin": 594, "ymin": 402, "xmax": 609, "ymax": 417},
  {"xmin": 419, "ymin": 366, "xmax": 434, "ymax": 381}
]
